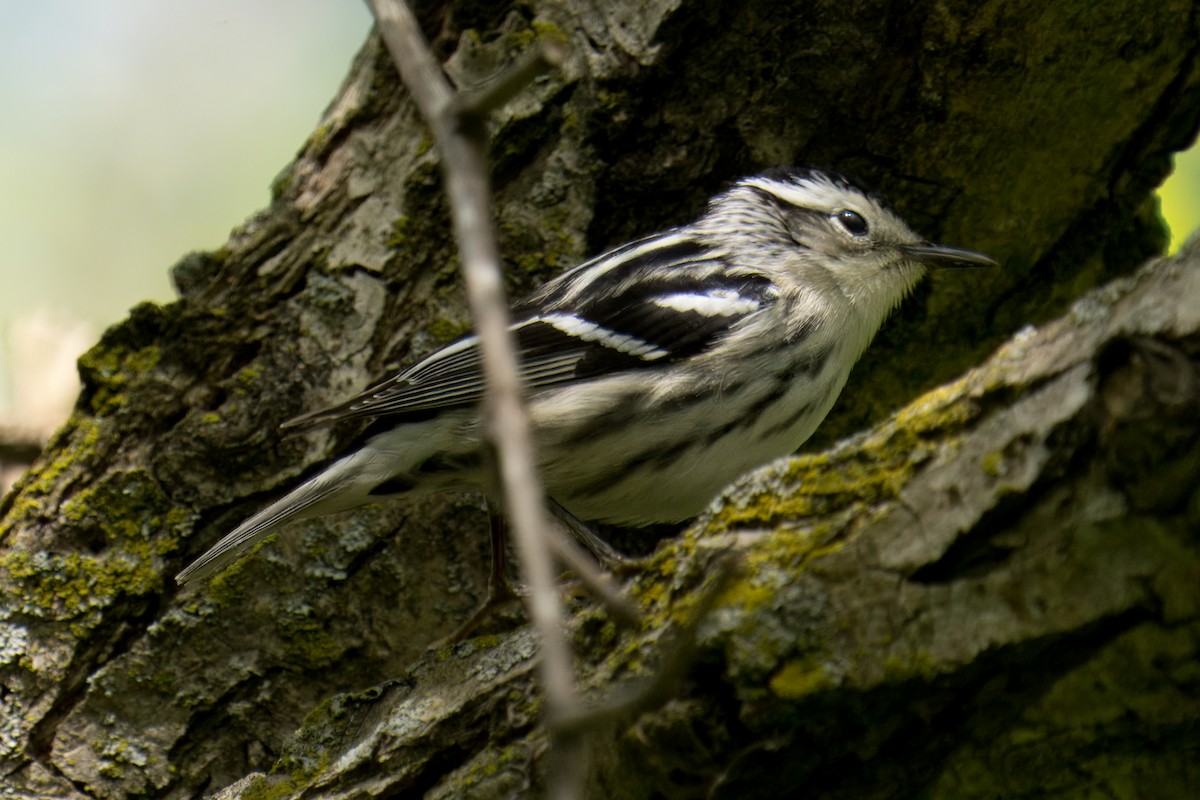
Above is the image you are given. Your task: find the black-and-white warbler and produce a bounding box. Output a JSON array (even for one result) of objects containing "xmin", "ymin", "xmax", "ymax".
[{"xmin": 176, "ymin": 167, "xmax": 995, "ymax": 585}]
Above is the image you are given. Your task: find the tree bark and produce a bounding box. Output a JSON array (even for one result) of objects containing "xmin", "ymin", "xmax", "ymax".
[
  {"xmin": 219, "ymin": 243, "xmax": 1200, "ymax": 799},
  {"xmin": 1, "ymin": 1, "xmax": 1198, "ymax": 798}
]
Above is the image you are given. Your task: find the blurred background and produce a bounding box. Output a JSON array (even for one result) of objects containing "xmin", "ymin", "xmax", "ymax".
[
  {"xmin": 1, "ymin": 0, "xmax": 1198, "ymax": 491},
  {"xmin": 0, "ymin": 1, "xmax": 371, "ymax": 489}
]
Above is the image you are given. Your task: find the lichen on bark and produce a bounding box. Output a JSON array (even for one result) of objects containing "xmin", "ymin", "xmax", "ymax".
[{"xmin": 1, "ymin": 0, "xmax": 1198, "ymax": 797}]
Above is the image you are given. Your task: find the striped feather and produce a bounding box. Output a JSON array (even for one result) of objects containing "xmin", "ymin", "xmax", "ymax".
[{"xmin": 283, "ymin": 234, "xmax": 776, "ymax": 430}]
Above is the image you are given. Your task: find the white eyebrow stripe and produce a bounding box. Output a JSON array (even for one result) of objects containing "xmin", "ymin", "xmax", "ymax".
[
  {"xmin": 653, "ymin": 291, "xmax": 760, "ymax": 317},
  {"xmin": 540, "ymin": 313, "xmax": 669, "ymax": 360},
  {"xmin": 741, "ymin": 175, "xmax": 860, "ymax": 214}
]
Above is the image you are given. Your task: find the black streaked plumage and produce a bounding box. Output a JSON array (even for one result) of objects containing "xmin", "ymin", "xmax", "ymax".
[{"xmin": 176, "ymin": 168, "xmax": 995, "ymax": 586}]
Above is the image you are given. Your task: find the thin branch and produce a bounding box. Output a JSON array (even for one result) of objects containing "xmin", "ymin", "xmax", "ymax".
[
  {"xmin": 546, "ymin": 524, "xmax": 640, "ymax": 628},
  {"xmin": 454, "ymin": 40, "xmax": 567, "ymax": 120},
  {"xmin": 0, "ymin": 428, "xmax": 43, "ymax": 464},
  {"xmin": 366, "ymin": 0, "xmax": 453, "ymax": 115},
  {"xmin": 366, "ymin": 2, "xmax": 586, "ymax": 795},
  {"xmin": 553, "ymin": 554, "xmax": 743, "ymax": 737}
]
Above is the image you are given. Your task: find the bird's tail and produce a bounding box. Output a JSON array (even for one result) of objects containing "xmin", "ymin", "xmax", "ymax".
[{"xmin": 175, "ymin": 451, "xmax": 373, "ymax": 586}]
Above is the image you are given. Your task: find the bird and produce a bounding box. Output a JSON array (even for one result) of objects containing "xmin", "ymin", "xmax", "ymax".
[{"xmin": 176, "ymin": 167, "xmax": 995, "ymax": 586}]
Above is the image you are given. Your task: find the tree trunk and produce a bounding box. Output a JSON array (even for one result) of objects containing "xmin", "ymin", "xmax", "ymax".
[{"xmin": 1, "ymin": 1, "xmax": 1198, "ymax": 798}]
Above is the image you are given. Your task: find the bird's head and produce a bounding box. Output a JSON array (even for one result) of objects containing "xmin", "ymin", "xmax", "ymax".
[{"xmin": 701, "ymin": 167, "xmax": 996, "ymax": 324}]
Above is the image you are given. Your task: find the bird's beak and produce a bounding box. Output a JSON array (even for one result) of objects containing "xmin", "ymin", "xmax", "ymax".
[{"xmin": 903, "ymin": 243, "xmax": 998, "ymax": 269}]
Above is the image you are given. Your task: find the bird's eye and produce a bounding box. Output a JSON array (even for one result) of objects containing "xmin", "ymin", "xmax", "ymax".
[{"xmin": 835, "ymin": 209, "xmax": 869, "ymax": 236}]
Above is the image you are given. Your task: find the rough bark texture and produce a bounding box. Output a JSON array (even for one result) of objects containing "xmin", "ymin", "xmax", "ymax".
[
  {"xmin": 0, "ymin": 1, "xmax": 1198, "ymax": 798},
  {"xmin": 216, "ymin": 243, "xmax": 1200, "ymax": 799}
]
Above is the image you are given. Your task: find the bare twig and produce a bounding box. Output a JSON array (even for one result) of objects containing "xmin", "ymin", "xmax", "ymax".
[
  {"xmin": 366, "ymin": 2, "xmax": 587, "ymax": 795},
  {"xmin": 454, "ymin": 40, "xmax": 567, "ymax": 119},
  {"xmin": 0, "ymin": 428, "xmax": 43, "ymax": 464},
  {"xmin": 554, "ymin": 554, "xmax": 743, "ymax": 737},
  {"xmin": 547, "ymin": 523, "xmax": 640, "ymax": 628}
]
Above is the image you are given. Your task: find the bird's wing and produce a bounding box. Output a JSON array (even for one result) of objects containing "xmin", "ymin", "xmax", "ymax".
[{"xmin": 283, "ymin": 233, "xmax": 775, "ymax": 429}]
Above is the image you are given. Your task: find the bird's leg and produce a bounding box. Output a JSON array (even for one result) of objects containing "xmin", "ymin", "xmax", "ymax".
[
  {"xmin": 547, "ymin": 498, "xmax": 630, "ymax": 571},
  {"xmin": 484, "ymin": 507, "xmax": 518, "ymax": 605},
  {"xmin": 444, "ymin": 503, "xmax": 522, "ymax": 642},
  {"xmin": 443, "ymin": 500, "xmax": 636, "ymax": 644}
]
